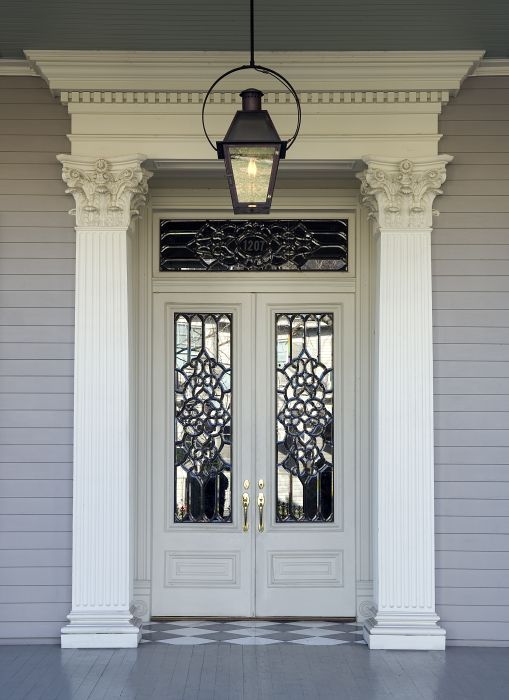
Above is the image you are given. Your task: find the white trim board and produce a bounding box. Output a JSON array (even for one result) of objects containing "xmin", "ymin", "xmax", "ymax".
[
  {"xmin": 0, "ymin": 59, "xmax": 37, "ymax": 76},
  {"xmin": 473, "ymin": 58, "xmax": 509, "ymax": 76},
  {"xmin": 132, "ymin": 188, "xmax": 374, "ymax": 622},
  {"xmin": 9, "ymin": 52, "xmax": 509, "ymax": 82},
  {"xmin": 23, "ymin": 50, "xmax": 483, "ymax": 93}
]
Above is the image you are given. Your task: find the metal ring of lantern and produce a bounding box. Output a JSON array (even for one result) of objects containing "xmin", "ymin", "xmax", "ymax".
[{"xmin": 201, "ymin": 63, "xmax": 301, "ymax": 153}]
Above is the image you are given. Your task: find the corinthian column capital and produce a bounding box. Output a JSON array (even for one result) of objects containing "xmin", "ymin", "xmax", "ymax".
[
  {"xmin": 57, "ymin": 155, "xmax": 152, "ymax": 229},
  {"xmin": 357, "ymin": 156, "xmax": 452, "ymax": 230}
]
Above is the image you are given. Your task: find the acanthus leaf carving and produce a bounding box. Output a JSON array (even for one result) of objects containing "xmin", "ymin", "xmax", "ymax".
[
  {"xmin": 58, "ymin": 155, "xmax": 152, "ymax": 229},
  {"xmin": 357, "ymin": 156, "xmax": 452, "ymax": 230}
]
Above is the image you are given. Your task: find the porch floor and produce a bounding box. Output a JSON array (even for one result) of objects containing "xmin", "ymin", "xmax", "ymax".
[{"xmin": 1, "ymin": 637, "xmax": 508, "ymax": 699}]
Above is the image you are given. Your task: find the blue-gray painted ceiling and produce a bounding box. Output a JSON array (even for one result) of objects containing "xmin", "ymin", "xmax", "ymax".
[{"xmin": 0, "ymin": 0, "xmax": 508, "ymax": 58}]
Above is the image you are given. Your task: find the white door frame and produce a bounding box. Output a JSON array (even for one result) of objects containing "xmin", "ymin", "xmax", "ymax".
[{"xmin": 131, "ymin": 190, "xmax": 375, "ymax": 626}]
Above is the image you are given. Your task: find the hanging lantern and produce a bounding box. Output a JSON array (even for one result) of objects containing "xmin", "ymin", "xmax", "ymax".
[
  {"xmin": 201, "ymin": 0, "xmax": 301, "ymax": 214},
  {"xmin": 217, "ymin": 88, "xmax": 286, "ymax": 214}
]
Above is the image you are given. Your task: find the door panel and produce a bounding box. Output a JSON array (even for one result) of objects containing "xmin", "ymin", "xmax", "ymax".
[
  {"xmin": 152, "ymin": 291, "xmax": 356, "ymax": 618},
  {"xmin": 152, "ymin": 293, "xmax": 255, "ymax": 617},
  {"xmin": 254, "ymin": 294, "xmax": 356, "ymax": 616}
]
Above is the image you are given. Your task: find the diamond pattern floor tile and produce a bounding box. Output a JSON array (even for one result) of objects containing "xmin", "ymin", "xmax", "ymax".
[
  {"xmin": 289, "ymin": 637, "xmax": 350, "ymax": 646},
  {"xmin": 226, "ymin": 636, "xmax": 282, "ymax": 645},
  {"xmin": 158, "ymin": 636, "xmax": 214, "ymax": 645},
  {"xmin": 142, "ymin": 621, "xmax": 367, "ymax": 645}
]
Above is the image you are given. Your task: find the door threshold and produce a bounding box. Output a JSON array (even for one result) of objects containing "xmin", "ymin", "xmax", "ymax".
[{"xmin": 151, "ymin": 616, "xmax": 357, "ymax": 622}]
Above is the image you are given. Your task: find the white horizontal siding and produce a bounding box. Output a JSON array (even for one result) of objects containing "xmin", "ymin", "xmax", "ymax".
[
  {"xmin": 435, "ymin": 75, "xmax": 509, "ymax": 646},
  {"xmin": 0, "ymin": 76, "xmax": 73, "ymax": 644}
]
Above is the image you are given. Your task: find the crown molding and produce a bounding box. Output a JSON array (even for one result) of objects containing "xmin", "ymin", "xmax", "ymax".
[
  {"xmin": 473, "ymin": 58, "xmax": 509, "ymax": 76},
  {"xmin": 0, "ymin": 59, "xmax": 37, "ymax": 76},
  {"xmin": 24, "ymin": 50, "xmax": 484, "ymax": 94}
]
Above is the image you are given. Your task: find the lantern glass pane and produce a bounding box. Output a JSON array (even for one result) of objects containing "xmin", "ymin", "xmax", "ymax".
[{"xmin": 228, "ymin": 146, "xmax": 277, "ymax": 204}]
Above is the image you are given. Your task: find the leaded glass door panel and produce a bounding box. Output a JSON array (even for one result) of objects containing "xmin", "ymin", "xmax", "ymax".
[
  {"xmin": 152, "ymin": 291, "xmax": 355, "ymax": 618},
  {"xmin": 152, "ymin": 293, "xmax": 255, "ymax": 617},
  {"xmin": 254, "ymin": 294, "xmax": 356, "ymax": 617}
]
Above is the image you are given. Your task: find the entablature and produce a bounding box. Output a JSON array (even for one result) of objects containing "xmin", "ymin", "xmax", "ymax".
[{"xmin": 18, "ymin": 50, "xmax": 484, "ymax": 160}]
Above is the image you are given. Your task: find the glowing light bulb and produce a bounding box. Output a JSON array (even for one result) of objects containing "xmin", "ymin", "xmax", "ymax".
[{"xmin": 247, "ymin": 158, "xmax": 257, "ymax": 177}]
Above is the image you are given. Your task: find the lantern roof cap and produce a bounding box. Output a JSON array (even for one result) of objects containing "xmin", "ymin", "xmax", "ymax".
[{"xmin": 217, "ymin": 107, "xmax": 286, "ymax": 159}]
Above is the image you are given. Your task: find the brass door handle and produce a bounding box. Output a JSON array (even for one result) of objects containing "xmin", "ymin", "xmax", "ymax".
[
  {"xmin": 242, "ymin": 493, "xmax": 250, "ymax": 532},
  {"xmin": 257, "ymin": 493, "xmax": 265, "ymax": 532}
]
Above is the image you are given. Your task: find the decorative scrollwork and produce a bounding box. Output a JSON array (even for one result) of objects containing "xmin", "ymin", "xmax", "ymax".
[
  {"xmin": 280, "ymin": 355, "xmax": 332, "ymax": 467},
  {"xmin": 58, "ymin": 155, "xmax": 151, "ymax": 229},
  {"xmin": 174, "ymin": 314, "xmax": 232, "ymax": 523},
  {"xmin": 357, "ymin": 157, "xmax": 451, "ymax": 230},
  {"xmin": 358, "ymin": 600, "xmax": 375, "ymax": 620},
  {"xmin": 276, "ymin": 313, "xmax": 334, "ymax": 522},
  {"xmin": 160, "ymin": 219, "xmax": 348, "ymax": 272}
]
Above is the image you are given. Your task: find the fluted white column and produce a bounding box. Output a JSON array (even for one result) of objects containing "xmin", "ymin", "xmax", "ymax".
[
  {"xmin": 358, "ymin": 157, "xmax": 451, "ymax": 650},
  {"xmin": 58, "ymin": 156, "xmax": 151, "ymax": 648}
]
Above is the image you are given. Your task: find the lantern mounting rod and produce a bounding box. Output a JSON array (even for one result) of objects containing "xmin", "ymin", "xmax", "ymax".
[
  {"xmin": 250, "ymin": 0, "xmax": 255, "ymax": 68},
  {"xmin": 201, "ymin": 0, "xmax": 301, "ymax": 154}
]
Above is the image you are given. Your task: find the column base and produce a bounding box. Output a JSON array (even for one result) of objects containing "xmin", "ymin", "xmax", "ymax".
[
  {"xmin": 364, "ymin": 612, "xmax": 446, "ymax": 650},
  {"xmin": 61, "ymin": 611, "xmax": 142, "ymax": 649}
]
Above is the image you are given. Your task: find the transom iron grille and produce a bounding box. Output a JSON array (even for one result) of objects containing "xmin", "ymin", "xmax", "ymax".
[{"xmin": 160, "ymin": 219, "xmax": 348, "ymax": 272}]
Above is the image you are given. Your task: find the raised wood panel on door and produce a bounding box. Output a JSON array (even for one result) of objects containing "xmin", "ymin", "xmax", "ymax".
[
  {"xmin": 0, "ymin": 76, "xmax": 73, "ymax": 644},
  {"xmin": 434, "ymin": 74, "xmax": 509, "ymax": 646}
]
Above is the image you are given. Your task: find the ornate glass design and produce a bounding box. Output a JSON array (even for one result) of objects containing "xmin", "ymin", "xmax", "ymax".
[
  {"xmin": 160, "ymin": 219, "xmax": 348, "ymax": 272},
  {"xmin": 276, "ymin": 313, "xmax": 334, "ymax": 522},
  {"xmin": 174, "ymin": 313, "xmax": 232, "ymax": 523}
]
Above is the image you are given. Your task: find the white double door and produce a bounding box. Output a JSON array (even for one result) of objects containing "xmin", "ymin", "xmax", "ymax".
[{"xmin": 152, "ymin": 290, "xmax": 355, "ymax": 618}]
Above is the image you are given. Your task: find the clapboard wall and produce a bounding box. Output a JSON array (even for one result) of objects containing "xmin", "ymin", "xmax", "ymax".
[
  {"xmin": 1, "ymin": 73, "xmax": 508, "ymax": 646},
  {"xmin": 435, "ymin": 75, "xmax": 509, "ymax": 646},
  {"xmin": 0, "ymin": 76, "xmax": 73, "ymax": 643}
]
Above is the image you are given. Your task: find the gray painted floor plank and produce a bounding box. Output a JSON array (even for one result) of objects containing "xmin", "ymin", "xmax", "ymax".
[{"xmin": 1, "ymin": 644, "xmax": 509, "ymax": 700}]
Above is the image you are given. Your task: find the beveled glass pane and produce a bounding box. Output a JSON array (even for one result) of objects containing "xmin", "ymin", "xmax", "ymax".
[
  {"xmin": 276, "ymin": 313, "xmax": 334, "ymax": 523},
  {"xmin": 174, "ymin": 313, "xmax": 232, "ymax": 523}
]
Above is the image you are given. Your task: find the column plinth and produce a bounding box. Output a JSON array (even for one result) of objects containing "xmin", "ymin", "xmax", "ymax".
[
  {"xmin": 358, "ymin": 156, "xmax": 451, "ymax": 650},
  {"xmin": 58, "ymin": 155, "xmax": 151, "ymax": 649}
]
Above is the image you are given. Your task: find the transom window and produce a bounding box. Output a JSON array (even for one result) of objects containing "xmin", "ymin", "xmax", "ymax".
[{"xmin": 160, "ymin": 219, "xmax": 348, "ymax": 272}]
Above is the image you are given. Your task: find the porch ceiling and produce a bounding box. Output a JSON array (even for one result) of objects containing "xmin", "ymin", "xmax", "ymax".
[{"xmin": 0, "ymin": 0, "xmax": 508, "ymax": 59}]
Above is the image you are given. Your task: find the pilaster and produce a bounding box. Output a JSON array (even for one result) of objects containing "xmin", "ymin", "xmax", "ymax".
[
  {"xmin": 357, "ymin": 156, "xmax": 451, "ymax": 650},
  {"xmin": 59, "ymin": 155, "xmax": 151, "ymax": 648}
]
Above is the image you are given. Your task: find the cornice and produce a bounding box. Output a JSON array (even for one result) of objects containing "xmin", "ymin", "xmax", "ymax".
[
  {"xmin": 0, "ymin": 59, "xmax": 37, "ymax": 76},
  {"xmin": 24, "ymin": 50, "xmax": 483, "ymax": 94},
  {"xmin": 473, "ymin": 59, "xmax": 509, "ymax": 76}
]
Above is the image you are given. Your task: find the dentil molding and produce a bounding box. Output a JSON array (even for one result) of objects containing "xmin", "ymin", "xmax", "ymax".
[
  {"xmin": 58, "ymin": 155, "xmax": 152, "ymax": 228},
  {"xmin": 59, "ymin": 89, "xmax": 451, "ymax": 106},
  {"xmin": 357, "ymin": 156, "xmax": 453, "ymax": 230}
]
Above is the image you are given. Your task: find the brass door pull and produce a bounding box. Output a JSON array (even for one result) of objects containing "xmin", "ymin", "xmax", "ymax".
[
  {"xmin": 242, "ymin": 493, "xmax": 250, "ymax": 532},
  {"xmin": 257, "ymin": 493, "xmax": 265, "ymax": 532}
]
